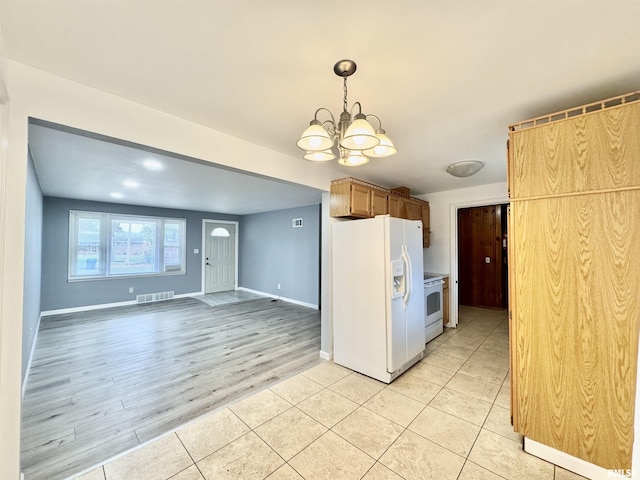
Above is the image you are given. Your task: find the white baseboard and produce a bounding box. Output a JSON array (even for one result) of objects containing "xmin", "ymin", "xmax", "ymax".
[
  {"xmin": 22, "ymin": 312, "xmax": 43, "ymax": 400},
  {"xmin": 236, "ymin": 287, "xmax": 319, "ymax": 310},
  {"xmin": 524, "ymin": 437, "xmax": 626, "ymax": 479},
  {"xmin": 319, "ymin": 350, "xmax": 332, "ymax": 361},
  {"xmin": 40, "ymin": 292, "xmax": 203, "ymax": 317}
]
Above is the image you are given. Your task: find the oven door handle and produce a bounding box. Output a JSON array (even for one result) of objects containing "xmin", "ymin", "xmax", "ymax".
[{"xmin": 401, "ymin": 245, "xmax": 412, "ymax": 311}]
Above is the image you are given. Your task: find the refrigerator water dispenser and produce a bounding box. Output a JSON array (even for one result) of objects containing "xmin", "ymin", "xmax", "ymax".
[{"xmin": 391, "ymin": 259, "xmax": 405, "ymax": 298}]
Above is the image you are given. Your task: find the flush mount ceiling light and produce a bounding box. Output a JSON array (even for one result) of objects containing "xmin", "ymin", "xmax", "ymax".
[
  {"xmin": 142, "ymin": 158, "xmax": 164, "ymax": 171},
  {"xmin": 446, "ymin": 160, "xmax": 485, "ymax": 177},
  {"xmin": 296, "ymin": 59, "xmax": 397, "ymax": 167}
]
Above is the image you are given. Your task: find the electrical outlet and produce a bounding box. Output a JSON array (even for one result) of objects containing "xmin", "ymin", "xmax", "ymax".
[
  {"xmin": 277, "ymin": 283, "xmax": 281, "ymax": 290},
  {"xmin": 129, "ymin": 287, "xmax": 134, "ymax": 293}
]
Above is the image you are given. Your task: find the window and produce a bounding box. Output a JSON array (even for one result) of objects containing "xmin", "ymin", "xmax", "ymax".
[{"xmin": 69, "ymin": 211, "xmax": 186, "ymax": 280}]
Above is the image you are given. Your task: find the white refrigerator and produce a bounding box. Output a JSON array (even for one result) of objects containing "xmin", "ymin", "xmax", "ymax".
[{"xmin": 332, "ymin": 215, "xmax": 426, "ymax": 383}]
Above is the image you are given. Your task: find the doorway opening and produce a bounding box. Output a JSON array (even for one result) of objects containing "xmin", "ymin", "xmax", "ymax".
[
  {"xmin": 448, "ymin": 194, "xmax": 509, "ymax": 328},
  {"xmin": 457, "ymin": 204, "xmax": 508, "ymax": 310}
]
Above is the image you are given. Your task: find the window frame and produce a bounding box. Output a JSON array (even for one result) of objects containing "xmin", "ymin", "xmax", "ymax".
[{"xmin": 68, "ymin": 210, "xmax": 187, "ymax": 281}]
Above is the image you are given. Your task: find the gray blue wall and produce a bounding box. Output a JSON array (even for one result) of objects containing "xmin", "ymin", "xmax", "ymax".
[
  {"xmin": 41, "ymin": 197, "xmax": 240, "ymax": 311},
  {"xmin": 23, "ymin": 151, "xmax": 43, "ymax": 384},
  {"xmin": 239, "ymin": 204, "xmax": 320, "ymax": 306}
]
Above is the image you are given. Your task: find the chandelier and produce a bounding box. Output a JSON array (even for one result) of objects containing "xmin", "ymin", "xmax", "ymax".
[{"xmin": 296, "ymin": 59, "xmax": 397, "ymax": 167}]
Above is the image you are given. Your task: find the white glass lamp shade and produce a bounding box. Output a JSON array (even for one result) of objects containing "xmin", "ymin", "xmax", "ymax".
[
  {"xmin": 304, "ymin": 149, "xmax": 336, "ymax": 162},
  {"xmin": 340, "ymin": 117, "xmax": 380, "ymax": 151},
  {"xmin": 446, "ymin": 160, "xmax": 485, "ymax": 177},
  {"xmin": 338, "ymin": 150, "xmax": 370, "ymax": 167},
  {"xmin": 296, "ymin": 122, "xmax": 334, "ymax": 151},
  {"xmin": 363, "ymin": 130, "xmax": 397, "ymax": 157}
]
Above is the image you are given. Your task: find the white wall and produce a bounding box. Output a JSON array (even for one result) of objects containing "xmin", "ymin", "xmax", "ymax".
[
  {"xmin": 0, "ymin": 23, "xmax": 21, "ymax": 480},
  {"xmin": 0, "ymin": 60, "xmax": 344, "ymax": 480},
  {"xmin": 419, "ymin": 182, "xmax": 508, "ymax": 275},
  {"xmin": 418, "ymin": 182, "xmax": 509, "ymax": 328}
]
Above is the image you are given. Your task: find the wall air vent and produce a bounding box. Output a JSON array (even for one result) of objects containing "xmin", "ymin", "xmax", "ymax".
[{"xmin": 136, "ymin": 291, "xmax": 175, "ymax": 304}]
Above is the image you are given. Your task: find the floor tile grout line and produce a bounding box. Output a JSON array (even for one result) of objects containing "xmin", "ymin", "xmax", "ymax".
[
  {"xmin": 271, "ymin": 366, "xmax": 430, "ymax": 479},
  {"xmin": 172, "ymin": 433, "xmax": 204, "ymax": 480},
  {"xmin": 429, "ymin": 313, "xmax": 513, "ymax": 478}
]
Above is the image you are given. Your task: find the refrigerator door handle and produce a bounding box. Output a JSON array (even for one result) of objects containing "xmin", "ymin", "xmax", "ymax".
[{"xmin": 401, "ymin": 245, "xmax": 412, "ymax": 310}]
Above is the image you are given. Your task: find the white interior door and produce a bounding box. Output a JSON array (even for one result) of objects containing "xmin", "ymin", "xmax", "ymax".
[{"xmin": 204, "ymin": 222, "xmax": 236, "ymax": 293}]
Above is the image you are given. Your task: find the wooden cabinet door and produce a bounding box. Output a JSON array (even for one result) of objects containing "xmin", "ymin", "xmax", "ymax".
[
  {"xmin": 403, "ymin": 199, "xmax": 423, "ymax": 220},
  {"xmin": 442, "ymin": 276, "xmax": 449, "ymax": 325},
  {"xmin": 349, "ymin": 183, "xmax": 371, "ymax": 217},
  {"xmin": 507, "ymin": 204, "xmax": 518, "ymax": 429},
  {"xmin": 388, "ymin": 195, "xmax": 401, "ymax": 217},
  {"xmin": 421, "ymin": 204, "xmax": 430, "ymax": 247},
  {"xmin": 511, "ymin": 191, "xmax": 640, "ymax": 469},
  {"xmin": 510, "ymin": 102, "xmax": 640, "ymax": 199},
  {"xmin": 370, "ymin": 189, "xmax": 388, "ymax": 216}
]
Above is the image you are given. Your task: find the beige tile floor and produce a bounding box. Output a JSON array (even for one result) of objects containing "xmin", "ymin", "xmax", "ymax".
[{"xmin": 71, "ymin": 307, "xmax": 586, "ymax": 480}]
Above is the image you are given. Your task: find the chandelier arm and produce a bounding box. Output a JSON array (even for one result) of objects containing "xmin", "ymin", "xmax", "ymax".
[
  {"xmin": 366, "ymin": 114, "xmax": 382, "ymax": 130},
  {"xmin": 321, "ymin": 120, "xmax": 338, "ymax": 139},
  {"xmin": 312, "ymin": 108, "xmax": 337, "ymax": 139},
  {"xmin": 349, "ymin": 101, "xmax": 364, "ymax": 117},
  {"xmin": 313, "ymin": 107, "xmax": 336, "ymax": 125}
]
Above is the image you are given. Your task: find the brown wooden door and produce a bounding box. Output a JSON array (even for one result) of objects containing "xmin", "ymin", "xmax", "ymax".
[{"xmin": 458, "ymin": 205, "xmax": 506, "ymax": 309}]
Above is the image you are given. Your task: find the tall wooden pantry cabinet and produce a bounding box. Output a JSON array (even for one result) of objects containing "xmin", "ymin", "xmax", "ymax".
[{"xmin": 508, "ymin": 91, "xmax": 640, "ymax": 473}]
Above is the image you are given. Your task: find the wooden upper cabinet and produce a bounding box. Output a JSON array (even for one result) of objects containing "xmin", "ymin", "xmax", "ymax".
[
  {"xmin": 370, "ymin": 189, "xmax": 389, "ymax": 216},
  {"xmin": 330, "ymin": 177, "xmax": 430, "ymax": 247},
  {"xmin": 388, "ymin": 195, "xmax": 401, "ymax": 217},
  {"xmin": 509, "ymin": 100, "xmax": 640, "ymax": 199},
  {"xmin": 349, "ymin": 182, "xmax": 372, "ymax": 217},
  {"xmin": 330, "ymin": 178, "xmax": 388, "ymax": 218},
  {"xmin": 421, "ymin": 204, "xmax": 430, "ymax": 248},
  {"xmin": 402, "ymin": 198, "xmax": 423, "ymax": 220}
]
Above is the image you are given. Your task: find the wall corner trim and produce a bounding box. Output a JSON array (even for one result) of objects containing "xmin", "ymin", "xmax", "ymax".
[{"xmin": 319, "ymin": 350, "xmax": 332, "ymax": 361}]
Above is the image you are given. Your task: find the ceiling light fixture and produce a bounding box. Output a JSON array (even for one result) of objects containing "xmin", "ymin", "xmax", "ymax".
[
  {"xmin": 296, "ymin": 59, "xmax": 396, "ymax": 167},
  {"xmin": 142, "ymin": 158, "xmax": 164, "ymax": 171},
  {"xmin": 446, "ymin": 160, "xmax": 485, "ymax": 177}
]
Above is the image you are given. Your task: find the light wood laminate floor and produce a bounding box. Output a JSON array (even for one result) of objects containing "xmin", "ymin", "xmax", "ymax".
[{"xmin": 20, "ymin": 293, "xmax": 321, "ymax": 480}]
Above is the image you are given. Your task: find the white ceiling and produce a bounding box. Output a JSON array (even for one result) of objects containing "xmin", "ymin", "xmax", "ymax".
[
  {"xmin": 28, "ymin": 121, "xmax": 323, "ymax": 214},
  {"xmin": 3, "ymin": 1, "xmax": 640, "ymax": 213}
]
